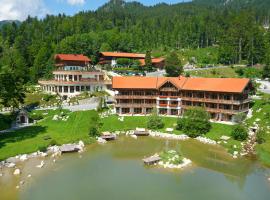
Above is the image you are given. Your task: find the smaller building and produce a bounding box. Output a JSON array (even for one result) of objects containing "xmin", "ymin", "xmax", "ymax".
[
  {"xmin": 99, "ymin": 52, "xmax": 165, "ymax": 69},
  {"xmin": 39, "ymin": 54, "xmax": 112, "ymax": 98},
  {"xmin": 16, "ymin": 109, "xmax": 31, "ymax": 125}
]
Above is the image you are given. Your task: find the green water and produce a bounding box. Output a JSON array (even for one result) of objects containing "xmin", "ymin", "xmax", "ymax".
[{"xmin": 1, "ymin": 136, "xmax": 270, "ymax": 200}]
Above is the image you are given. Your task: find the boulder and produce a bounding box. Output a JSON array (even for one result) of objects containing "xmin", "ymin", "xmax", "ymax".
[
  {"xmin": 6, "ymin": 163, "xmax": 16, "ymax": 168},
  {"xmin": 36, "ymin": 161, "xmax": 44, "ymax": 168},
  {"xmin": 6, "ymin": 157, "xmax": 18, "ymax": 163},
  {"xmin": 220, "ymin": 136, "xmax": 230, "ymax": 140},
  {"xmin": 166, "ymin": 128, "xmax": 174, "ymax": 132},
  {"xmin": 13, "ymin": 169, "xmax": 21, "ymax": 175},
  {"xmin": 131, "ymin": 135, "xmax": 137, "ymax": 139},
  {"xmin": 19, "ymin": 154, "xmax": 28, "ymax": 161}
]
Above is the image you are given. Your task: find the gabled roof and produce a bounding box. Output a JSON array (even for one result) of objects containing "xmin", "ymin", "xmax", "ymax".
[
  {"xmin": 112, "ymin": 76, "xmax": 187, "ymax": 90},
  {"xmin": 139, "ymin": 58, "xmax": 165, "ymax": 66},
  {"xmin": 55, "ymin": 54, "xmax": 91, "ymax": 62},
  {"xmin": 112, "ymin": 76, "xmax": 250, "ymax": 93},
  {"xmin": 100, "ymin": 52, "xmax": 146, "ymax": 59}
]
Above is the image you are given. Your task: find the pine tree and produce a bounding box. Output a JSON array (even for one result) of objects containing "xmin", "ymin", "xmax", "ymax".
[
  {"xmin": 165, "ymin": 51, "xmax": 183, "ymax": 77},
  {"xmin": 145, "ymin": 50, "xmax": 153, "ymax": 72}
]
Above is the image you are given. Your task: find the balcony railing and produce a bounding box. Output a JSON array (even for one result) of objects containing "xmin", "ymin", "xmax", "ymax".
[
  {"xmin": 181, "ymin": 105, "xmax": 249, "ymax": 114},
  {"xmin": 116, "ymin": 103, "xmax": 156, "ymax": 108},
  {"xmin": 181, "ymin": 97, "xmax": 251, "ymax": 105},
  {"xmin": 115, "ymin": 95, "xmax": 157, "ymax": 99},
  {"xmin": 158, "ymin": 96, "xmax": 179, "ymax": 99}
]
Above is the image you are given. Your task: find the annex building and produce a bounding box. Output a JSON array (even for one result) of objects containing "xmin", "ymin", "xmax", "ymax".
[
  {"xmin": 112, "ymin": 76, "xmax": 252, "ymax": 122},
  {"xmin": 99, "ymin": 52, "xmax": 165, "ymax": 69}
]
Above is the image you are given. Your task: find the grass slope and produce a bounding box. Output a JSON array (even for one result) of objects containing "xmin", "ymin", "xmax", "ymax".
[
  {"xmin": 0, "ymin": 110, "xmax": 97, "ymax": 160},
  {"xmin": 246, "ymin": 96, "xmax": 270, "ymax": 166}
]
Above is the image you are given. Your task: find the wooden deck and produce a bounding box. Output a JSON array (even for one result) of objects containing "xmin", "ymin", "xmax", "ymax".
[
  {"xmin": 143, "ymin": 156, "xmax": 161, "ymax": 165},
  {"xmin": 101, "ymin": 135, "xmax": 116, "ymax": 141},
  {"xmin": 134, "ymin": 131, "xmax": 149, "ymax": 136}
]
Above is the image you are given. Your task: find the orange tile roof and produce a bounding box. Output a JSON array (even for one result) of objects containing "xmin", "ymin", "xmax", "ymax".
[
  {"xmin": 101, "ymin": 52, "xmax": 146, "ymax": 58},
  {"xmin": 182, "ymin": 77, "xmax": 250, "ymax": 93},
  {"xmin": 139, "ymin": 58, "xmax": 165, "ymax": 66},
  {"xmin": 112, "ymin": 76, "xmax": 250, "ymax": 93},
  {"xmin": 55, "ymin": 54, "xmax": 91, "ymax": 62},
  {"xmin": 113, "ymin": 76, "xmax": 187, "ymax": 89}
]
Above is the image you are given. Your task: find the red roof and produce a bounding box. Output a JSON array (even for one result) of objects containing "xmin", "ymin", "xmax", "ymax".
[
  {"xmin": 112, "ymin": 76, "xmax": 250, "ymax": 93},
  {"xmin": 55, "ymin": 54, "xmax": 91, "ymax": 62},
  {"xmin": 101, "ymin": 52, "xmax": 146, "ymax": 59},
  {"xmin": 113, "ymin": 76, "xmax": 187, "ymax": 90},
  {"xmin": 139, "ymin": 58, "xmax": 165, "ymax": 66}
]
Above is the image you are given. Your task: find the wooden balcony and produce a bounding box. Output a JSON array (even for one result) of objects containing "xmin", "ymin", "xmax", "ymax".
[
  {"xmin": 181, "ymin": 97, "xmax": 251, "ymax": 105},
  {"xmin": 53, "ymin": 70, "xmax": 103, "ymax": 75},
  {"xmin": 38, "ymin": 79, "xmax": 111, "ymax": 86},
  {"xmin": 181, "ymin": 105, "xmax": 249, "ymax": 114},
  {"xmin": 116, "ymin": 103, "xmax": 156, "ymax": 108},
  {"xmin": 115, "ymin": 95, "xmax": 157, "ymax": 100},
  {"xmin": 169, "ymin": 104, "xmax": 179, "ymax": 107},
  {"xmin": 158, "ymin": 96, "xmax": 179, "ymax": 99}
]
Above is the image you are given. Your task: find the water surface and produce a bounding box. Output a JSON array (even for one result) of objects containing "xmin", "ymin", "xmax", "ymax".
[{"xmin": 1, "ymin": 136, "xmax": 270, "ymax": 200}]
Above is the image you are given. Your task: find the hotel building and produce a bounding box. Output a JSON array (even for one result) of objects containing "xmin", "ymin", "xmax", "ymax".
[
  {"xmin": 38, "ymin": 54, "xmax": 111, "ymax": 98},
  {"xmin": 112, "ymin": 76, "xmax": 252, "ymax": 121}
]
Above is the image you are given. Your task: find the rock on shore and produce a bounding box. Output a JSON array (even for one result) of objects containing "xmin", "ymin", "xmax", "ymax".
[
  {"xmin": 195, "ymin": 136, "xmax": 217, "ymax": 145},
  {"xmin": 158, "ymin": 158, "xmax": 192, "ymax": 169}
]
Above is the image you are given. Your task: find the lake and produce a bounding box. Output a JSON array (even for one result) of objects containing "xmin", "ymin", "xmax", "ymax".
[{"xmin": 1, "ymin": 136, "xmax": 270, "ymax": 200}]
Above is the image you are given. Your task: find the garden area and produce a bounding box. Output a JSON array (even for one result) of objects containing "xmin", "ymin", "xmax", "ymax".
[
  {"xmin": 0, "ymin": 107, "xmax": 237, "ymax": 161},
  {"xmin": 1, "ymin": 98, "xmax": 269, "ymax": 165}
]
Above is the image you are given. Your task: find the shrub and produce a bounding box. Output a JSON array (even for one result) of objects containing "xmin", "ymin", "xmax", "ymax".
[
  {"xmin": 231, "ymin": 125, "xmax": 248, "ymax": 141},
  {"xmin": 43, "ymin": 94, "xmax": 55, "ymax": 102},
  {"xmin": 49, "ymin": 139, "xmax": 59, "ymax": 146},
  {"xmin": 38, "ymin": 145, "xmax": 47, "ymax": 152},
  {"xmin": 176, "ymin": 107, "xmax": 211, "ymax": 138},
  {"xmin": 147, "ymin": 109, "xmax": 164, "ymax": 130},
  {"xmin": 30, "ymin": 113, "xmax": 44, "ymax": 121},
  {"xmin": 233, "ymin": 113, "xmax": 247, "ymax": 123},
  {"xmin": 256, "ymin": 129, "xmax": 266, "ymax": 144}
]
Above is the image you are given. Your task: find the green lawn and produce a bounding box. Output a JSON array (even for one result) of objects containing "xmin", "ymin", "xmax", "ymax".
[
  {"xmin": 189, "ymin": 67, "xmax": 239, "ymax": 78},
  {"xmin": 0, "ymin": 110, "xmax": 236, "ymax": 161},
  {"xmin": 0, "ymin": 110, "xmax": 97, "ymax": 160},
  {"xmin": 101, "ymin": 115, "xmax": 236, "ymax": 150}
]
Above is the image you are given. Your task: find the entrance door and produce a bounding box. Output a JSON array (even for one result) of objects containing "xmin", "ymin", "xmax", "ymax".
[{"xmin": 20, "ymin": 116, "xmax": 26, "ymax": 123}]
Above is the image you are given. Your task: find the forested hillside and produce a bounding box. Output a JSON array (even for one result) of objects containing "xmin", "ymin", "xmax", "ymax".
[{"xmin": 0, "ymin": 0, "xmax": 270, "ymax": 85}]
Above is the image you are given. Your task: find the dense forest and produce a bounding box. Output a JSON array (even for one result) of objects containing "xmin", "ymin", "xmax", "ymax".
[{"xmin": 0, "ymin": 0, "xmax": 270, "ymax": 91}]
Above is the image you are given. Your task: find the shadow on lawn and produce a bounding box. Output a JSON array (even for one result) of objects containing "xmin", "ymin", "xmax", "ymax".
[{"xmin": 0, "ymin": 126, "xmax": 47, "ymax": 149}]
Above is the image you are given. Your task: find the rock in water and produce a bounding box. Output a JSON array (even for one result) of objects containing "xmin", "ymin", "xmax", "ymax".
[
  {"xmin": 19, "ymin": 154, "xmax": 28, "ymax": 161},
  {"xmin": 36, "ymin": 161, "xmax": 44, "ymax": 168},
  {"xmin": 6, "ymin": 163, "xmax": 16, "ymax": 168},
  {"xmin": 131, "ymin": 135, "xmax": 137, "ymax": 139},
  {"xmin": 13, "ymin": 169, "xmax": 21, "ymax": 175}
]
